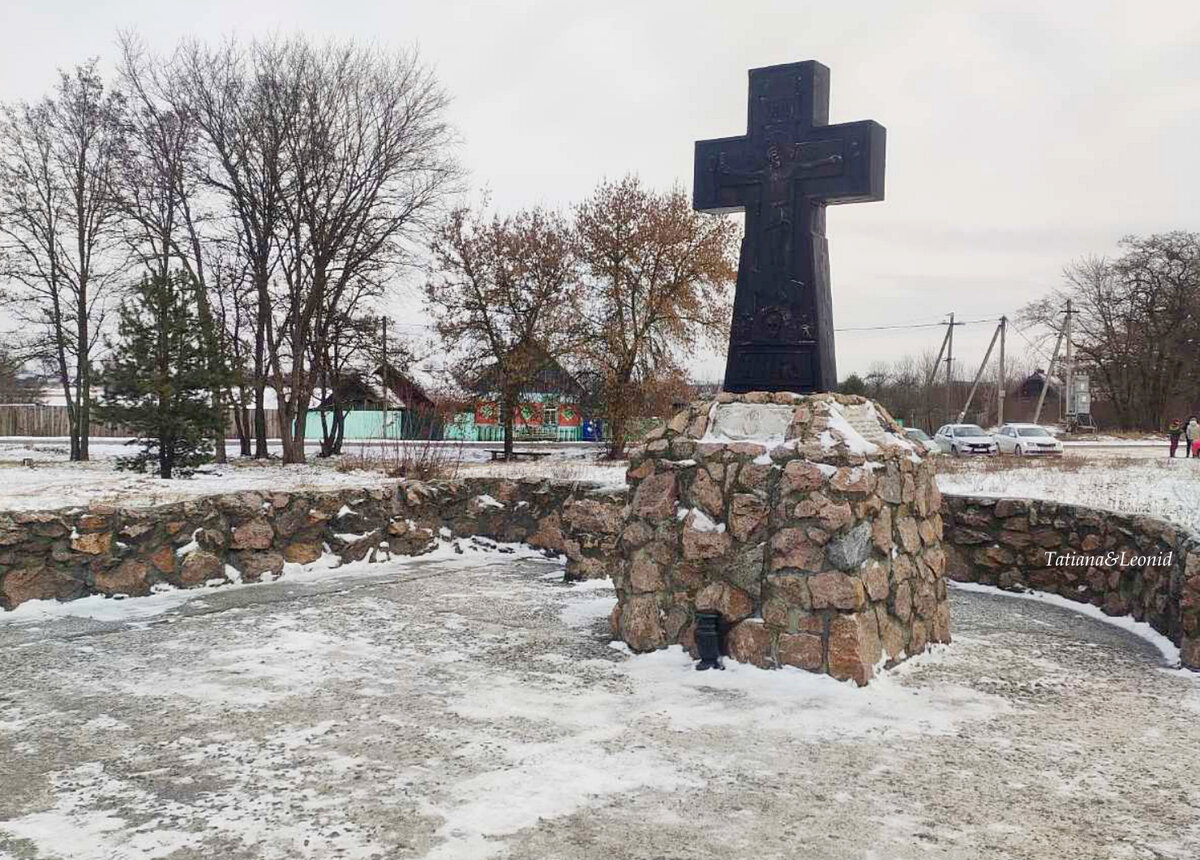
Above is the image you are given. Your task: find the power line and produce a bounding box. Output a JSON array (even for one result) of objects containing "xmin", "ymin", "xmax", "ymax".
[
  {"xmin": 835, "ymin": 320, "xmax": 946, "ymax": 332},
  {"xmin": 834, "ymin": 315, "xmax": 1002, "ymax": 333},
  {"xmin": 1008, "ymin": 321, "xmax": 1057, "ymax": 365}
]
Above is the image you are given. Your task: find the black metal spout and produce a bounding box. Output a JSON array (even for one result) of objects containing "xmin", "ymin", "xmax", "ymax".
[{"xmin": 695, "ymin": 611, "xmax": 724, "ymax": 671}]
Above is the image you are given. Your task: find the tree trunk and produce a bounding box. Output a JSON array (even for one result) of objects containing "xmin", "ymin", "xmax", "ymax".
[
  {"xmin": 332, "ymin": 408, "xmax": 345, "ymax": 455},
  {"xmin": 253, "ymin": 381, "xmax": 268, "ymax": 459},
  {"xmin": 253, "ymin": 309, "xmax": 269, "ymax": 458},
  {"xmin": 318, "ymin": 409, "xmax": 333, "ymax": 458},
  {"xmin": 76, "ymin": 296, "xmax": 89, "ymax": 462},
  {"xmin": 501, "ymin": 391, "xmax": 515, "ymax": 461},
  {"xmin": 212, "ymin": 387, "xmax": 227, "ymax": 464},
  {"xmin": 290, "ymin": 399, "xmax": 309, "ymax": 464},
  {"xmin": 239, "ymin": 402, "xmax": 252, "ymax": 456}
]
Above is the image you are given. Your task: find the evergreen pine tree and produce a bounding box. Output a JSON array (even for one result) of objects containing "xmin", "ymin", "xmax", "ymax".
[{"xmin": 95, "ymin": 272, "xmax": 224, "ymax": 478}]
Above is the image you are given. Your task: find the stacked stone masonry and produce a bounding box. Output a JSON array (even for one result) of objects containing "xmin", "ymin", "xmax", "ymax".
[
  {"xmin": 0, "ymin": 478, "xmax": 625, "ymax": 610},
  {"xmin": 612, "ymin": 392, "xmax": 950, "ymax": 686},
  {"xmin": 941, "ymin": 495, "xmax": 1200, "ymax": 669}
]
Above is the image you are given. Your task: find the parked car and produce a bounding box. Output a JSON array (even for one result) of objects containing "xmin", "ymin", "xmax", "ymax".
[
  {"xmin": 933, "ymin": 424, "xmax": 998, "ymax": 456},
  {"xmin": 994, "ymin": 423, "xmax": 1064, "ymax": 456},
  {"xmin": 903, "ymin": 427, "xmax": 940, "ymax": 454}
]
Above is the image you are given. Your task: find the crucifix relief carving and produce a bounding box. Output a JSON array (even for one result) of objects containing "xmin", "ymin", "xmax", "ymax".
[{"xmin": 694, "ymin": 60, "xmax": 886, "ymax": 393}]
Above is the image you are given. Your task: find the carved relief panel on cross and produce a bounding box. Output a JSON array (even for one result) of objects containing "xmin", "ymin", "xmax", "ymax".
[{"xmin": 694, "ymin": 60, "xmax": 886, "ymax": 393}]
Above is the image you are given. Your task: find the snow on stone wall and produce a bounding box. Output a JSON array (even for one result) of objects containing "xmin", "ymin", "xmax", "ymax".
[{"xmin": 0, "ymin": 478, "xmax": 626, "ymax": 611}]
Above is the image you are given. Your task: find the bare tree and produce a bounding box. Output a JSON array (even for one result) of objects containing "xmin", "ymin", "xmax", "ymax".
[
  {"xmin": 426, "ymin": 204, "xmax": 588, "ymax": 460},
  {"xmin": 169, "ymin": 37, "xmax": 290, "ymax": 459},
  {"xmin": 1022, "ymin": 234, "xmax": 1200, "ymax": 430},
  {"xmin": 575, "ymin": 176, "xmax": 738, "ymax": 457},
  {"xmin": 170, "ymin": 36, "xmax": 457, "ymax": 463},
  {"xmin": 268, "ymin": 39, "xmax": 459, "ymax": 463},
  {"xmin": 0, "ymin": 60, "xmax": 126, "ymax": 460},
  {"xmin": 116, "ymin": 33, "xmax": 229, "ymax": 461}
]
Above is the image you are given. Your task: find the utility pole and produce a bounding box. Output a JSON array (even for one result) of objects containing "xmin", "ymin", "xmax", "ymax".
[
  {"xmin": 956, "ymin": 318, "xmax": 1004, "ymax": 424},
  {"xmin": 1033, "ymin": 309, "xmax": 1067, "ymax": 425},
  {"xmin": 381, "ymin": 316, "xmax": 389, "ymax": 440},
  {"xmin": 945, "ymin": 312, "xmax": 955, "ymax": 425},
  {"xmin": 1063, "ymin": 298, "xmax": 1074, "ymax": 423},
  {"xmin": 997, "ymin": 316, "xmax": 1007, "ymax": 427},
  {"xmin": 924, "ymin": 318, "xmax": 953, "ymax": 428}
]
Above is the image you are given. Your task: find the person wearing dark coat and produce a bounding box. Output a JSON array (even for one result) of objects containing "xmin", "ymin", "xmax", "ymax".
[{"xmin": 1169, "ymin": 419, "xmax": 1183, "ymax": 458}]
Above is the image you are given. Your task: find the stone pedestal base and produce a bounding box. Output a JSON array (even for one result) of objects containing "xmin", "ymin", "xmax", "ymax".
[{"xmin": 612, "ymin": 392, "xmax": 949, "ymax": 685}]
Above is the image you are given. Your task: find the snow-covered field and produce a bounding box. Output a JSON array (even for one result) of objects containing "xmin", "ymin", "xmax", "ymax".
[
  {"xmin": 0, "ymin": 455, "xmax": 396, "ymax": 511},
  {"xmin": 1, "ymin": 437, "xmax": 1192, "ymax": 540},
  {"xmin": 3, "ymin": 544, "xmax": 1199, "ymax": 858},
  {"xmin": 937, "ymin": 455, "xmax": 1200, "ymax": 536},
  {"xmin": 0, "ymin": 439, "xmax": 619, "ymax": 511}
]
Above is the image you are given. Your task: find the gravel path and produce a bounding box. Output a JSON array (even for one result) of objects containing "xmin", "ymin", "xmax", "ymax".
[{"xmin": 2, "ymin": 550, "xmax": 1199, "ymax": 859}]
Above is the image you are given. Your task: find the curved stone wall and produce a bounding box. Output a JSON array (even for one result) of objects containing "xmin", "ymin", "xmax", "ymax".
[
  {"xmin": 941, "ymin": 494, "xmax": 1200, "ymax": 669},
  {"xmin": 6, "ymin": 471, "xmax": 1198, "ymax": 677},
  {"xmin": 0, "ymin": 477, "xmax": 625, "ymax": 610}
]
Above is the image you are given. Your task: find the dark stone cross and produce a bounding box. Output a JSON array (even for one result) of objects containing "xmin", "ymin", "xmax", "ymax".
[{"xmin": 694, "ymin": 60, "xmax": 886, "ymax": 393}]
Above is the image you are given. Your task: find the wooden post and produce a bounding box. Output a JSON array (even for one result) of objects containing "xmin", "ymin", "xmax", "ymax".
[
  {"xmin": 945, "ymin": 312, "xmax": 955, "ymax": 426},
  {"xmin": 956, "ymin": 319, "xmax": 1003, "ymax": 424},
  {"xmin": 997, "ymin": 316, "xmax": 1006, "ymax": 427},
  {"xmin": 1033, "ymin": 316, "xmax": 1066, "ymax": 425}
]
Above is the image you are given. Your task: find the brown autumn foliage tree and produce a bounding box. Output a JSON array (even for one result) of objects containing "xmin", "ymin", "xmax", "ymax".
[
  {"xmin": 426, "ymin": 204, "xmax": 588, "ymax": 459},
  {"xmin": 575, "ymin": 176, "xmax": 739, "ymax": 457}
]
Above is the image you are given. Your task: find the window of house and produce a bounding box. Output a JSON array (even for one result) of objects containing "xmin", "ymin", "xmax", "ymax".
[{"xmin": 543, "ymin": 405, "xmax": 558, "ymax": 426}]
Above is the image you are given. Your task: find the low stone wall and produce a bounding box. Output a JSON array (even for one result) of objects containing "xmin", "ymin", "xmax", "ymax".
[
  {"xmin": 0, "ymin": 477, "xmax": 626, "ymax": 610},
  {"xmin": 941, "ymin": 495, "xmax": 1200, "ymax": 668}
]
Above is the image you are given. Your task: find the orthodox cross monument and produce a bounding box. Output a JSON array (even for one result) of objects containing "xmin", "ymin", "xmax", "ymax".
[{"xmin": 694, "ymin": 60, "xmax": 886, "ymax": 392}]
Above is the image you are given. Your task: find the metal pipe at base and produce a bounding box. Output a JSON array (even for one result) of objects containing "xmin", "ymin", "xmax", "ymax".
[{"xmin": 695, "ymin": 611, "xmax": 724, "ymax": 671}]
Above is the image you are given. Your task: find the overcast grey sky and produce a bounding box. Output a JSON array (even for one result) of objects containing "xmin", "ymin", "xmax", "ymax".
[{"xmin": 3, "ymin": 0, "xmax": 1199, "ymax": 380}]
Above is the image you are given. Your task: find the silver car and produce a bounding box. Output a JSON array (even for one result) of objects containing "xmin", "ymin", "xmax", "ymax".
[
  {"xmin": 995, "ymin": 423, "xmax": 1063, "ymax": 456},
  {"xmin": 933, "ymin": 424, "xmax": 998, "ymax": 456},
  {"xmin": 903, "ymin": 427, "xmax": 940, "ymax": 455}
]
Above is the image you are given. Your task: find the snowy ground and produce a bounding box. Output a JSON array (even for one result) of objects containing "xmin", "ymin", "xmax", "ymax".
[
  {"xmin": 2, "ymin": 547, "xmax": 1200, "ymax": 859},
  {"xmin": 0, "ymin": 455, "xmax": 396, "ymax": 512},
  {"xmin": 0, "ymin": 437, "xmax": 1189, "ymax": 539},
  {"xmin": 0, "ymin": 439, "xmax": 618, "ymax": 511},
  {"xmin": 937, "ymin": 455, "xmax": 1200, "ymax": 536}
]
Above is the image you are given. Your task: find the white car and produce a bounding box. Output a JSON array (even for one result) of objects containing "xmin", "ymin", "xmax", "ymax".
[
  {"xmin": 933, "ymin": 424, "xmax": 998, "ymax": 456},
  {"xmin": 903, "ymin": 427, "xmax": 940, "ymax": 455},
  {"xmin": 994, "ymin": 423, "xmax": 1063, "ymax": 456}
]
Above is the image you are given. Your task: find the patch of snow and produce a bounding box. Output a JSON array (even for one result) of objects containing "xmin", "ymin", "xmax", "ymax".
[
  {"xmin": 559, "ymin": 595, "xmax": 617, "ymax": 628},
  {"xmin": 687, "ymin": 509, "xmax": 726, "ymax": 534},
  {"xmin": 937, "ymin": 458, "xmax": 1200, "ymax": 537},
  {"xmin": 175, "ymin": 529, "xmax": 203, "ymax": 557},
  {"xmin": 474, "ymin": 494, "xmax": 505, "ymax": 510},
  {"xmin": 821, "ymin": 403, "xmax": 880, "ymax": 455}
]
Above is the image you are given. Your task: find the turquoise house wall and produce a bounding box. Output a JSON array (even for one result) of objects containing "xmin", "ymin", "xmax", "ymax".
[{"xmin": 305, "ymin": 410, "xmax": 407, "ymax": 440}]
